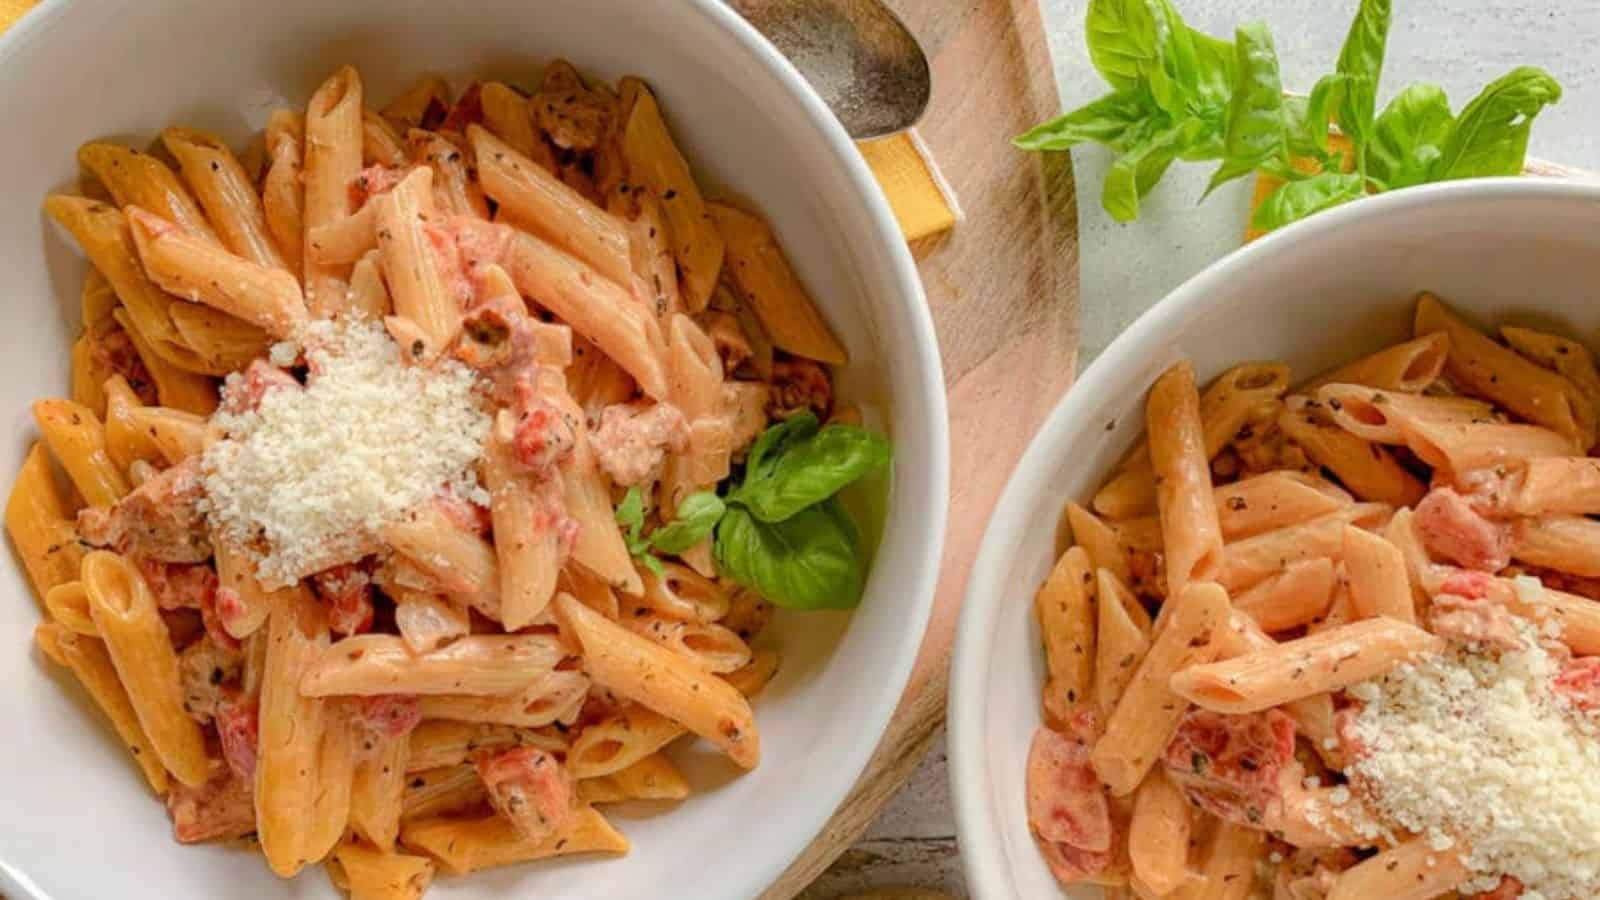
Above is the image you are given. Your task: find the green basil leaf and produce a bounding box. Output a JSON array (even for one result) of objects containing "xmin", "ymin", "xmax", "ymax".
[
  {"xmin": 1368, "ymin": 83, "xmax": 1454, "ymax": 189},
  {"xmin": 1289, "ymin": 73, "xmax": 1349, "ymax": 157},
  {"xmin": 1102, "ymin": 118, "xmax": 1203, "ymax": 222},
  {"xmin": 1332, "ymin": 0, "xmax": 1391, "ymax": 150},
  {"xmin": 1435, "ymin": 66, "xmax": 1562, "ymax": 180},
  {"xmin": 615, "ymin": 486, "xmax": 645, "ymax": 541},
  {"xmin": 1013, "ymin": 88, "xmax": 1155, "ymax": 152},
  {"xmin": 1249, "ymin": 172, "xmax": 1366, "ymax": 232},
  {"xmin": 738, "ymin": 425, "xmax": 892, "ymax": 524},
  {"xmin": 742, "ymin": 412, "xmax": 820, "ymax": 488},
  {"xmin": 647, "ymin": 492, "xmax": 727, "ymax": 554},
  {"xmin": 637, "ymin": 552, "xmax": 664, "ymax": 578},
  {"xmin": 1084, "ymin": 0, "xmax": 1163, "ymax": 91},
  {"xmin": 714, "ymin": 500, "xmax": 865, "ymax": 610},
  {"xmin": 1184, "ymin": 25, "xmax": 1237, "ymax": 110},
  {"xmin": 1203, "ymin": 22, "xmax": 1286, "ymax": 196}
]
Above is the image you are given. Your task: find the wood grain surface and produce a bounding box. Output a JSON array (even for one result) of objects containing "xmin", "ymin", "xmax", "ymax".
[{"xmin": 765, "ymin": 0, "xmax": 1080, "ymax": 895}]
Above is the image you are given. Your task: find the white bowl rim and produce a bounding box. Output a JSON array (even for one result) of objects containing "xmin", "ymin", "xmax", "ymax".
[
  {"xmin": 946, "ymin": 175, "xmax": 1600, "ymax": 898},
  {"xmin": 0, "ymin": 0, "xmax": 950, "ymax": 897}
]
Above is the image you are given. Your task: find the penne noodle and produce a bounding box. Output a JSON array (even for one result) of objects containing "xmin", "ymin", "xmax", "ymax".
[
  {"xmin": 307, "ymin": 195, "xmax": 378, "ymax": 265},
  {"xmin": 346, "ymin": 250, "xmax": 393, "ymax": 320},
  {"xmin": 300, "ymin": 634, "xmax": 563, "ymax": 697},
  {"xmin": 622, "ymin": 611, "xmax": 752, "ymax": 674},
  {"xmin": 628, "ymin": 188, "xmax": 683, "ymax": 327},
  {"xmin": 415, "ymin": 670, "xmax": 589, "ymax": 728},
  {"xmin": 711, "ymin": 201, "xmax": 848, "ymax": 364},
  {"xmin": 566, "ymin": 706, "xmax": 685, "ymax": 779},
  {"xmin": 362, "ymin": 109, "xmax": 410, "ymax": 167},
  {"xmin": 1092, "ymin": 581, "xmax": 1229, "ymax": 796},
  {"xmin": 1515, "ymin": 455, "xmax": 1600, "ymax": 515},
  {"xmin": 383, "ymin": 76, "xmax": 450, "ymax": 130},
  {"xmin": 213, "ymin": 534, "xmax": 275, "ymax": 640},
  {"xmin": 262, "ymin": 111, "xmax": 306, "ymax": 275},
  {"xmin": 1342, "ymin": 525, "xmax": 1416, "ymax": 623},
  {"xmin": 382, "ymin": 501, "xmax": 501, "ymax": 618},
  {"xmin": 1416, "ymin": 292, "xmax": 1596, "ymax": 447},
  {"xmin": 483, "ymin": 409, "xmax": 560, "ymax": 630},
  {"xmin": 1171, "ymin": 618, "xmax": 1443, "ymax": 715},
  {"xmin": 45, "ymin": 581, "xmax": 96, "ymax": 636},
  {"xmin": 400, "ymin": 764, "xmax": 486, "ymax": 822},
  {"xmin": 70, "ymin": 333, "xmax": 109, "ymax": 418},
  {"xmin": 82, "ymin": 550, "xmax": 209, "ymax": 787},
  {"xmin": 6, "ymin": 442, "xmax": 85, "ymax": 605},
  {"xmin": 1278, "ymin": 396, "xmax": 1426, "ymax": 507},
  {"xmin": 541, "ymin": 381, "xmax": 644, "ymax": 596},
  {"xmin": 1066, "ymin": 502, "xmax": 1133, "ymax": 586},
  {"xmin": 557, "ymin": 593, "xmax": 759, "ymax": 768},
  {"xmin": 167, "ymin": 301, "xmax": 273, "ymax": 373},
  {"xmin": 1216, "ymin": 504, "xmax": 1388, "ymax": 594},
  {"xmin": 33, "ymin": 397, "xmax": 130, "ymax": 507},
  {"xmin": 376, "ymin": 167, "xmax": 461, "ymax": 356},
  {"xmin": 1213, "ymin": 470, "xmax": 1351, "ymax": 540},
  {"xmin": 1231, "ymin": 557, "xmax": 1338, "ymax": 632},
  {"xmin": 127, "ymin": 206, "xmax": 307, "ymax": 339},
  {"xmin": 303, "ymin": 65, "xmax": 365, "ymax": 316},
  {"xmin": 102, "ymin": 374, "xmax": 165, "ymax": 475},
  {"xmin": 1183, "ymin": 821, "xmax": 1265, "ymax": 900},
  {"xmin": 577, "ymin": 752, "xmax": 691, "ymax": 804},
  {"xmin": 623, "ymin": 86, "xmax": 724, "ymax": 311},
  {"xmin": 1503, "ymin": 325, "xmax": 1600, "ymax": 437},
  {"xmin": 256, "ymin": 589, "xmax": 331, "ymax": 877},
  {"xmin": 1035, "ymin": 546, "xmax": 1098, "ymax": 716},
  {"xmin": 34, "ymin": 623, "xmax": 169, "ymax": 794},
  {"xmin": 113, "ymin": 308, "xmax": 219, "ymax": 414},
  {"xmin": 162, "ymin": 126, "xmax": 287, "ymax": 270},
  {"xmin": 1127, "ymin": 768, "xmax": 1190, "ymax": 896},
  {"xmin": 1148, "ymin": 361, "xmax": 1223, "ymax": 599},
  {"xmin": 1325, "ymin": 838, "xmax": 1468, "ymax": 900},
  {"xmin": 472, "ymin": 125, "xmax": 634, "ymax": 288},
  {"xmin": 400, "ymin": 807, "xmax": 629, "ymax": 875},
  {"xmin": 1513, "ymin": 514, "xmax": 1600, "ymax": 577},
  {"xmin": 406, "ymin": 721, "xmax": 566, "ymax": 773},
  {"xmin": 333, "ymin": 841, "xmax": 435, "ymax": 900},
  {"xmin": 77, "ymin": 141, "xmax": 220, "ymax": 243},
  {"xmin": 305, "ymin": 701, "xmax": 357, "ymax": 863},
  {"xmin": 479, "ymin": 82, "xmax": 541, "ymax": 161},
  {"xmin": 1094, "ymin": 569, "xmax": 1152, "ymax": 720},
  {"xmin": 1304, "ymin": 332, "xmax": 1450, "ymax": 393},
  {"xmin": 408, "ymin": 128, "xmax": 489, "ymax": 218}
]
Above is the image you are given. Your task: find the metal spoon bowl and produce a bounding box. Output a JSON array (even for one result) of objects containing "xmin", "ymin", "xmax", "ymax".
[{"xmin": 728, "ymin": 0, "xmax": 931, "ymax": 139}]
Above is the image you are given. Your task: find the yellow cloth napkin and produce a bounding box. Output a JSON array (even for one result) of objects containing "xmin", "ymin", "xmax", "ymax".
[{"xmin": 0, "ymin": 0, "xmax": 958, "ymax": 242}]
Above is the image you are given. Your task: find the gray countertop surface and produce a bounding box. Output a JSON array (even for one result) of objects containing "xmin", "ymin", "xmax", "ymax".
[{"xmin": 808, "ymin": 2, "xmax": 1600, "ymax": 897}]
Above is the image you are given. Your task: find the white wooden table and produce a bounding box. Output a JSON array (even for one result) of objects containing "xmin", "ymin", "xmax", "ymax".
[{"xmin": 805, "ymin": 0, "xmax": 1600, "ymax": 897}]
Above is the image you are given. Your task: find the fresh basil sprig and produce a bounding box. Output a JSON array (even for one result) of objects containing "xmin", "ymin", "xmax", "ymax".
[
  {"xmin": 1017, "ymin": 0, "xmax": 1562, "ymax": 233},
  {"xmin": 612, "ymin": 413, "xmax": 892, "ymax": 610}
]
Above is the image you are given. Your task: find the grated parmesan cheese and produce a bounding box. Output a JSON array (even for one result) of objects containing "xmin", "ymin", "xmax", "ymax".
[
  {"xmin": 1346, "ymin": 617, "xmax": 1600, "ymax": 899},
  {"xmin": 203, "ymin": 319, "xmax": 489, "ymax": 587}
]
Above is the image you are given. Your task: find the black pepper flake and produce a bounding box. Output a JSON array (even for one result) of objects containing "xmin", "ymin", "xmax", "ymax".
[{"xmin": 663, "ymin": 188, "xmax": 678, "ymax": 200}]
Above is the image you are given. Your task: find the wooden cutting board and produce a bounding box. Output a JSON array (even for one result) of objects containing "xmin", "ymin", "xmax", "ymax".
[{"xmin": 764, "ymin": 0, "xmax": 1081, "ymax": 895}]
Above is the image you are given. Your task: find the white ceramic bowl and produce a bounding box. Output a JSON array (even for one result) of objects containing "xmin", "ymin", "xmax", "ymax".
[
  {"xmin": 0, "ymin": 2, "xmax": 948, "ymax": 898},
  {"xmin": 948, "ymin": 178, "xmax": 1600, "ymax": 899}
]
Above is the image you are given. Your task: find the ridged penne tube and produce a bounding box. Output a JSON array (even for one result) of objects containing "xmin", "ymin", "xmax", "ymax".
[
  {"xmin": 1094, "ymin": 569, "xmax": 1151, "ymax": 718},
  {"xmin": 102, "ymin": 375, "xmax": 161, "ymax": 473},
  {"xmin": 300, "ymin": 634, "xmax": 563, "ymax": 697},
  {"xmin": 415, "ymin": 670, "xmax": 590, "ymax": 727},
  {"xmin": 660, "ymin": 315, "xmax": 729, "ymax": 511},
  {"xmin": 214, "ymin": 534, "xmax": 274, "ymax": 640},
  {"xmin": 383, "ymin": 76, "xmax": 450, "ymax": 129},
  {"xmin": 639, "ymin": 563, "xmax": 731, "ymax": 624},
  {"xmin": 578, "ymin": 752, "xmax": 690, "ymax": 804},
  {"xmin": 333, "ymin": 841, "xmax": 435, "ymax": 900},
  {"xmin": 1127, "ymin": 768, "xmax": 1190, "ymax": 897},
  {"xmin": 506, "ymin": 229, "xmax": 669, "ymax": 399},
  {"xmin": 168, "ymin": 301, "xmax": 273, "ymax": 373},
  {"xmin": 401, "ymin": 806, "xmax": 629, "ymax": 875},
  {"xmin": 382, "ymin": 502, "xmax": 501, "ymax": 618},
  {"xmin": 361, "ymin": 110, "xmax": 410, "ymax": 167},
  {"xmin": 1092, "ymin": 581, "xmax": 1229, "ymax": 796},
  {"xmin": 624, "ymin": 86, "xmax": 724, "ymax": 311},
  {"xmin": 77, "ymin": 141, "xmax": 220, "ymax": 243},
  {"xmin": 347, "ymin": 251, "xmax": 392, "ymax": 320},
  {"xmin": 113, "ymin": 309, "xmax": 219, "ymax": 414},
  {"xmin": 6, "ymin": 442, "xmax": 84, "ymax": 604},
  {"xmin": 629, "ymin": 189, "xmax": 683, "ymax": 327},
  {"xmin": 1325, "ymin": 839, "xmax": 1468, "ymax": 900},
  {"xmin": 1416, "ymin": 292, "xmax": 1596, "ymax": 446},
  {"xmin": 711, "ymin": 201, "xmax": 849, "ymax": 364},
  {"xmin": 1147, "ymin": 361, "xmax": 1223, "ymax": 599},
  {"xmin": 1231, "ymin": 557, "xmax": 1337, "ymax": 632},
  {"xmin": 1320, "ymin": 382, "xmax": 1578, "ymax": 474},
  {"xmin": 305, "ymin": 702, "xmax": 357, "ymax": 863},
  {"xmin": 33, "ymin": 398, "xmax": 129, "ymax": 507},
  {"xmin": 303, "ymin": 65, "xmax": 364, "ymax": 316},
  {"xmin": 1035, "ymin": 546, "xmax": 1097, "ymax": 715},
  {"xmin": 81, "ymin": 267, "xmax": 117, "ymax": 337},
  {"xmin": 1503, "ymin": 325, "xmax": 1600, "ymax": 433},
  {"xmin": 1383, "ymin": 507, "xmax": 1438, "ymax": 618},
  {"xmin": 44, "ymin": 195, "xmax": 214, "ymax": 375},
  {"xmin": 1093, "ymin": 362, "xmax": 1291, "ymax": 519},
  {"xmin": 1171, "ymin": 617, "xmax": 1443, "ymax": 715},
  {"xmin": 377, "ymin": 167, "xmax": 461, "ymax": 355},
  {"xmin": 1304, "ymin": 332, "xmax": 1450, "ymax": 393},
  {"xmin": 408, "ymin": 129, "xmax": 488, "ymax": 218},
  {"xmin": 1186, "ymin": 821, "xmax": 1265, "ymax": 900},
  {"xmin": 1066, "ymin": 502, "xmax": 1133, "ymax": 585},
  {"xmin": 307, "ymin": 196, "xmax": 377, "ymax": 265},
  {"xmin": 484, "ymin": 410, "xmax": 560, "ymax": 630},
  {"xmin": 34, "ymin": 623, "xmax": 169, "ymax": 794},
  {"xmin": 392, "ymin": 589, "xmax": 471, "ymax": 654},
  {"xmin": 162, "ymin": 127, "xmax": 286, "ymax": 270},
  {"xmin": 45, "ymin": 581, "xmax": 96, "ymax": 636},
  {"xmin": 127, "ymin": 207, "xmax": 307, "ymax": 339},
  {"xmin": 70, "ymin": 333, "xmax": 108, "ymax": 417},
  {"xmin": 1214, "ymin": 610, "xmax": 1341, "ymax": 750},
  {"xmin": 400, "ymin": 764, "xmax": 486, "ymax": 822},
  {"xmin": 123, "ymin": 404, "xmax": 210, "ymax": 465},
  {"xmin": 1515, "ymin": 456, "xmax": 1600, "ymax": 515},
  {"xmin": 1278, "ymin": 397, "xmax": 1426, "ymax": 507},
  {"xmin": 1342, "ymin": 526, "xmax": 1415, "ymax": 624},
  {"xmin": 480, "ymin": 82, "xmax": 540, "ymax": 158},
  {"xmin": 1213, "ymin": 470, "xmax": 1351, "ymax": 540},
  {"xmin": 472, "ymin": 125, "xmax": 633, "ymax": 288},
  {"xmin": 1216, "ymin": 504, "xmax": 1388, "ymax": 594},
  {"xmin": 543, "ymin": 383, "xmax": 642, "ymax": 596},
  {"xmin": 567, "ymin": 706, "xmax": 686, "ymax": 779},
  {"xmin": 81, "ymin": 550, "xmax": 209, "ymax": 787},
  {"xmin": 558, "ymin": 594, "xmax": 759, "ymax": 768},
  {"xmin": 1514, "ymin": 515, "xmax": 1600, "ymax": 577},
  {"xmin": 405, "ymin": 722, "xmax": 566, "ymax": 773},
  {"xmin": 262, "ymin": 114, "xmax": 305, "ymax": 275},
  {"xmin": 256, "ymin": 589, "xmax": 330, "ymax": 877},
  {"xmin": 623, "ymin": 612, "xmax": 752, "ymax": 673}
]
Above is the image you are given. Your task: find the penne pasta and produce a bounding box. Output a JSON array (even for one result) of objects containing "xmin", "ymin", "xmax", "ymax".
[
  {"xmin": 415, "ymin": 670, "xmax": 590, "ymax": 728},
  {"xmin": 5, "ymin": 442, "xmax": 84, "ymax": 605},
  {"xmin": 1503, "ymin": 325, "xmax": 1600, "ymax": 437},
  {"xmin": 400, "ymin": 806, "xmax": 629, "ymax": 875},
  {"xmin": 300, "ymin": 634, "xmax": 563, "ymax": 697},
  {"xmin": 577, "ymin": 752, "xmax": 691, "ymax": 804},
  {"xmin": 33, "ymin": 397, "xmax": 129, "ymax": 507},
  {"xmin": 623, "ymin": 85, "xmax": 724, "ymax": 312},
  {"xmin": 381, "ymin": 502, "xmax": 501, "ymax": 618},
  {"xmin": 262, "ymin": 110, "xmax": 306, "ymax": 274},
  {"xmin": 406, "ymin": 721, "xmax": 566, "ymax": 773},
  {"xmin": 1325, "ymin": 839, "xmax": 1468, "ymax": 900},
  {"xmin": 1342, "ymin": 525, "xmax": 1416, "ymax": 623},
  {"xmin": 1515, "ymin": 455, "xmax": 1600, "ymax": 515},
  {"xmin": 77, "ymin": 141, "xmax": 220, "ymax": 243},
  {"xmin": 1035, "ymin": 546, "xmax": 1098, "ymax": 716},
  {"xmin": 255, "ymin": 589, "xmax": 331, "ymax": 877},
  {"xmin": 168, "ymin": 301, "xmax": 273, "ymax": 373},
  {"xmin": 1148, "ymin": 361, "xmax": 1223, "ymax": 598},
  {"xmin": 408, "ymin": 129, "xmax": 489, "ymax": 219},
  {"xmin": 376, "ymin": 167, "xmax": 461, "ymax": 356},
  {"xmin": 1304, "ymin": 332, "xmax": 1449, "ymax": 393},
  {"xmin": 1513, "ymin": 514, "xmax": 1600, "ymax": 577},
  {"xmin": 1215, "ymin": 504, "xmax": 1388, "ymax": 594},
  {"xmin": 303, "ymin": 66, "xmax": 364, "ymax": 316},
  {"xmin": 1093, "ymin": 568, "xmax": 1152, "ymax": 718},
  {"xmin": 333, "ymin": 841, "xmax": 435, "ymax": 900},
  {"xmin": 483, "ymin": 409, "xmax": 560, "ymax": 629},
  {"xmin": 1278, "ymin": 396, "xmax": 1426, "ymax": 507},
  {"xmin": 362, "ymin": 109, "xmax": 411, "ymax": 167},
  {"xmin": 162, "ymin": 126, "xmax": 287, "ymax": 270},
  {"xmin": 34, "ymin": 623, "xmax": 168, "ymax": 794},
  {"xmin": 1127, "ymin": 768, "xmax": 1190, "ymax": 896},
  {"xmin": 1231, "ymin": 557, "xmax": 1338, "ymax": 632},
  {"xmin": 710, "ymin": 201, "xmax": 847, "ymax": 364}
]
